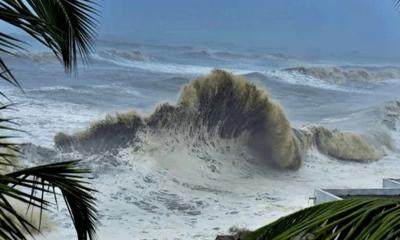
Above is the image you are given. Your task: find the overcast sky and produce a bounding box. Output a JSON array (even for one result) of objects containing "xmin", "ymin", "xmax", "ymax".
[
  {"xmin": 101, "ymin": 0, "xmax": 400, "ymax": 57},
  {"xmin": 2, "ymin": 0, "xmax": 400, "ymax": 57}
]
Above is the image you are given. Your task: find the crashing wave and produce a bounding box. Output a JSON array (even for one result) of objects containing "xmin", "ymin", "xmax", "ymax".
[
  {"xmin": 284, "ymin": 66, "xmax": 400, "ymax": 83},
  {"xmin": 379, "ymin": 100, "xmax": 400, "ymax": 131},
  {"xmin": 54, "ymin": 70, "xmax": 384, "ymax": 170},
  {"xmin": 54, "ymin": 111, "xmax": 144, "ymax": 153},
  {"xmin": 55, "ymin": 70, "xmax": 301, "ymax": 169},
  {"xmin": 294, "ymin": 126, "xmax": 384, "ymax": 161}
]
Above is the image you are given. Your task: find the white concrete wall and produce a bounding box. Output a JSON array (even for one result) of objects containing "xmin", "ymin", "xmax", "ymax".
[
  {"xmin": 314, "ymin": 189, "xmax": 342, "ymax": 204},
  {"xmin": 314, "ymin": 187, "xmax": 400, "ymax": 204}
]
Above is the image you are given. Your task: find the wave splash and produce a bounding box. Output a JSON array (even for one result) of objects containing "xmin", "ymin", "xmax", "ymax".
[
  {"xmin": 295, "ymin": 126, "xmax": 384, "ymax": 162},
  {"xmin": 54, "ymin": 70, "xmax": 385, "ymax": 170}
]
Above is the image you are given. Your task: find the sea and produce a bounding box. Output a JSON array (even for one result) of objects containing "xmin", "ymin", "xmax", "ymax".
[{"xmin": 1, "ymin": 39, "xmax": 400, "ymax": 239}]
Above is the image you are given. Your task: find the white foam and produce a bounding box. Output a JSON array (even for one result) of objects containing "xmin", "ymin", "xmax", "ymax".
[
  {"xmin": 36, "ymin": 142, "xmax": 400, "ymax": 240},
  {"xmin": 6, "ymin": 93, "xmax": 104, "ymax": 147}
]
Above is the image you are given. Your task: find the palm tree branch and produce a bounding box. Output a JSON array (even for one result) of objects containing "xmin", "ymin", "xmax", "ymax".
[
  {"xmin": 1, "ymin": 0, "xmax": 98, "ymax": 71},
  {"xmin": 0, "ymin": 0, "xmax": 98, "ymax": 99},
  {"xmin": 0, "ymin": 185, "xmax": 42, "ymax": 240},
  {"xmin": 244, "ymin": 198, "xmax": 400, "ymax": 240},
  {"xmin": 0, "ymin": 58, "xmax": 21, "ymax": 92},
  {"xmin": 0, "ymin": 104, "xmax": 24, "ymax": 166},
  {"xmin": 6, "ymin": 160, "xmax": 97, "ymax": 240}
]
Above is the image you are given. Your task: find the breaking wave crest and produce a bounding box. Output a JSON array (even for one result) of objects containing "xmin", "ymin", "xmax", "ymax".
[
  {"xmin": 284, "ymin": 66, "xmax": 400, "ymax": 83},
  {"xmin": 54, "ymin": 70, "xmax": 386, "ymax": 171}
]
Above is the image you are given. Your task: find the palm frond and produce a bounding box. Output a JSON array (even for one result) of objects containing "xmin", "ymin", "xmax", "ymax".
[
  {"xmin": 0, "ymin": 104, "xmax": 21, "ymax": 167},
  {"xmin": 0, "ymin": 0, "xmax": 98, "ymax": 98},
  {"xmin": 0, "ymin": 0, "xmax": 98, "ymax": 72},
  {"xmin": 0, "ymin": 104, "xmax": 97, "ymax": 240},
  {"xmin": 0, "ymin": 1, "xmax": 99, "ymax": 239},
  {"xmin": 0, "ymin": 182, "xmax": 43, "ymax": 240},
  {"xmin": 2, "ymin": 160, "xmax": 97, "ymax": 240},
  {"xmin": 245, "ymin": 198, "xmax": 400, "ymax": 240},
  {"xmin": 0, "ymin": 58, "xmax": 21, "ymax": 97}
]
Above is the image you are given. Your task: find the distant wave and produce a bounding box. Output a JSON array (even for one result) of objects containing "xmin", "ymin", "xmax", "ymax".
[
  {"xmin": 93, "ymin": 56, "xmax": 215, "ymax": 75},
  {"xmin": 54, "ymin": 70, "xmax": 385, "ymax": 172},
  {"xmin": 95, "ymin": 49, "xmax": 148, "ymax": 62},
  {"xmin": 14, "ymin": 49, "xmax": 148, "ymax": 64},
  {"xmin": 181, "ymin": 50, "xmax": 212, "ymax": 58},
  {"xmin": 181, "ymin": 49, "xmax": 290, "ymax": 61},
  {"xmin": 284, "ymin": 66, "xmax": 400, "ymax": 83},
  {"xmin": 14, "ymin": 52, "xmax": 58, "ymax": 63},
  {"xmin": 262, "ymin": 70, "xmax": 356, "ymax": 92},
  {"xmin": 20, "ymin": 84, "xmax": 144, "ymax": 107},
  {"xmin": 182, "ymin": 50, "xmax": 250, "ymax": 60},
  {"xmin": 92, "ymin": 51, "xmax": 254, "ymax": 75},
  {"xmin": 214, "ymin": 51, "xmax": 248, "ymax": 59}
]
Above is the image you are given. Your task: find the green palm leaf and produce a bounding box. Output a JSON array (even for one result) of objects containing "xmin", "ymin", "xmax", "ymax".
[
  {"xmin": 0, "ymin": 104, "xmax": 23, "ymax": 167},
  {"xmin": 0, "ymin": 0, "xmax": 97, "ymax": 71},
  {"xmin": 5, "ymin": 160, "xmax": 97, "ymax": 240},
  {"xmin": 0, "ymin": 160, "xmax": 97, "ymax": 240},
  {"xmin": 0, "ymin": 0, "xmax": 98, "ymax": 96},
  {"xmin": 0, "ymin": 104, "xmax": 98, "ymax": 240},
  {"xmin": 245, "ymin": 198, "xmax": 400, "ymax": 240},
  {"xmin": 0, "ymin": 1, "xmax": 99, "ymax": 239}
]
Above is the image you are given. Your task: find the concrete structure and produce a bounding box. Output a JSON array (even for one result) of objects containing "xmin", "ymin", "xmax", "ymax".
[
  {"xmin": 383, "ymin": 178, "xmax": 400, "ymax": 188},
  {"xmin": 314, "ymin": 187, "xmax": 400, "ymax": 204}
]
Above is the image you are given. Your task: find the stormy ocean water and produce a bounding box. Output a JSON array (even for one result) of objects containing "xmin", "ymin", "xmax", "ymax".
[{"xmin": 2, "ymin": 40, "xmax": 400, "ymax": 239}]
